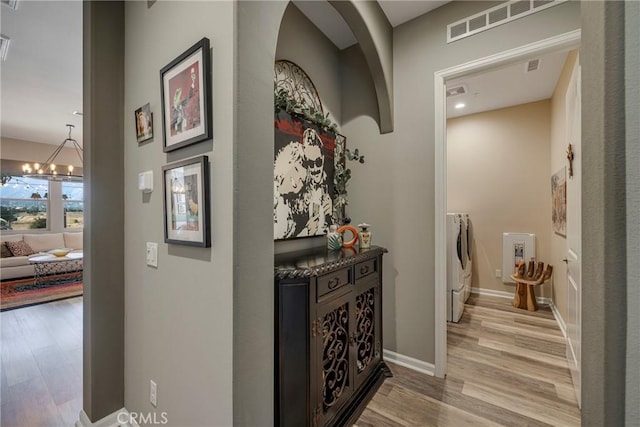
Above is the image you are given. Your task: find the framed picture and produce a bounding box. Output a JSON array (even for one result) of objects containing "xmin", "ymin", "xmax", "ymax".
[
  {"xmin": 160, "ymin": 37, "xmax": 212, "ymax": 152},
  {"xmin": 551, "ymin": 166, "xmax": 567, "ymax": 237},
  {"xmin": 273, "ymin": 110, "xmax": 336, "ymax": 240},
  {"xmin": 162, "ymin": 156, "xmax": 210, "ymax": 247},
  {"xmin": 135, "ymin": 103, "xmax": 153, "ymax": 143}
]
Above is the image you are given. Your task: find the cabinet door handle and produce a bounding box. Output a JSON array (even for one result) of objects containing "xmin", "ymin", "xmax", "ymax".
[
  {"xmin": 328, "ymin": 277, "xmax": 341, "ymax": 289},
  {"xmin": 349, "ymin": 331, "xmax": 357, "ymax": 347},
  {"xmin": 360, "ymin": 265, "xmax": 370, "ymax": 275}
]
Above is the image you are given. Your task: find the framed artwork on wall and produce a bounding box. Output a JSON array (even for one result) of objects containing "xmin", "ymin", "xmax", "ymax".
[
  {"xmin": 273, "ymin": 110, "xmax": 336, "ymax": 240},
  {"xmin": 135, "ymin": 103, "xmax": 153, "ymax": 143},
  {"xmin": 162, "ymin": 156, "xmax": 210, "ymax": 247},
  {"xmin": 551, "ymin": 166, "xmax": 567, "ymax": 237},
  {"xmin": 160, "ymin": 37, "xmax": 212, "ymax": 153}
]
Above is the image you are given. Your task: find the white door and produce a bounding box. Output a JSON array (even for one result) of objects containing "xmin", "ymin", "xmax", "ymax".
[{"xmin": 565, "ymin": 56, "xmax": 581, "ymax": 407}]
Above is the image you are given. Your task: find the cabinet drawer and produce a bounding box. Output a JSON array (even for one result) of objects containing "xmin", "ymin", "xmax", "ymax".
[
  {"xmin": 317, "ymin": 269, "xmax": 352, "ymax": 298},
  {"xmin": 355, "ymin": 259, "xmax": 377, "ymax": 281}
]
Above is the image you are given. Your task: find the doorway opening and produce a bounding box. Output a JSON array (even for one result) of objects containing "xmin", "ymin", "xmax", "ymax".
[{"xmin": 434, "ymin": 30, "xmax": 582, "ymax": 408}]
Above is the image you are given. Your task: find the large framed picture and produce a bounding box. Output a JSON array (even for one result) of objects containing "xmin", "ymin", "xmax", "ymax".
[
  {"xmin": 162, "ymin": 156, "xmax": 210, "ymax": 247},
  {"xmin": 160, "ymin": 38, "xmax": 212, "ymax": 152},
  {"xmin": 273, "ymin": 110, "xmax": 336, "ymax": 240}
]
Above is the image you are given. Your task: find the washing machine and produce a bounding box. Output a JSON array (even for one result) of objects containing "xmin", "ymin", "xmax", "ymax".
[
  {"xmin": 461, "ymin": 213, "xmax": 473, "ymax": 302},
  {"xmin": 447, "ymin": 213, "xmax": 467, "ymax": 322}
]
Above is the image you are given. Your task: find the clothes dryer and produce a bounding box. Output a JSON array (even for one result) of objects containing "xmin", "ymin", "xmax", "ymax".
[{"xmin": 447, "ymin": 213, "xmax": 467, "ymax": 322}]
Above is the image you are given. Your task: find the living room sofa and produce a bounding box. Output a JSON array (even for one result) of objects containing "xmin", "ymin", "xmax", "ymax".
[{"xmin": 0, "ymin": 232, "xmax": 83, "ymax": 281}]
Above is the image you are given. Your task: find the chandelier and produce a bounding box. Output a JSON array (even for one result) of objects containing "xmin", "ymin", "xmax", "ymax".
[{"xmin": 22, "ymin": 124, "xmax": 83, "ymax": 182}]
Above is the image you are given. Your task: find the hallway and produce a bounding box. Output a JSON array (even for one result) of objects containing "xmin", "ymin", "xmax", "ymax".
[{"xmin": 356, "ymin": 295, "xmax": 580, "ymax": 426}]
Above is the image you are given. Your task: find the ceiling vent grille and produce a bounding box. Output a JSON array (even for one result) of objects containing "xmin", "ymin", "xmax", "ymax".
[
  {"xmin": 447, "ymin": 0, "xmax": 567, "ymax": 43},
  {"xmin": 446, "ymin": 85, "xmax": 467, "ymax": 98},
  {"xmin": 0, "ymin": 35, "xmax": 10, "ymax": 62},
  {"xmin": 526, "ymin": 58, "xmax": 540, "ymax": 72}
]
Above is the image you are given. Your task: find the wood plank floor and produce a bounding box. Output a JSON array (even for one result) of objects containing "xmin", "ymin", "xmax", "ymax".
[
  {"xmin": 1, "ymin": 297, "xmax": 83, "ymax": 427},
  {"xmin": 356, "ymin": 294, "xmax": 581, "ymax": 427}
]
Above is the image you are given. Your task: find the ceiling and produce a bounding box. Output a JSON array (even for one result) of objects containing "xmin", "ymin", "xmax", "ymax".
[
  {"xmin": 0, "ymin": 1, "xmax": 567, "ymax": 147},
  {"xmin": 0, "ymin": 0, "xmax": 83, "ymax": 147},
  {"xmin": 446, "ymin": 49, "xmax": 569, "ymax": 119}
]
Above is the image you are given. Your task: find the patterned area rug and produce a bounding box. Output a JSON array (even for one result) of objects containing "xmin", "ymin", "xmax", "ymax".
[{"xmin": 0, "ymin": 274, "xmax": 83, "ymax": 311}]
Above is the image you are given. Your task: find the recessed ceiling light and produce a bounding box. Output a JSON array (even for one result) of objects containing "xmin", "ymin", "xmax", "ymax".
[
  {"xmin": 455, "ymin": 103, "xmax": 466, "ymax": 109},
  {"xmin": 72, "ymin": 111, "xmax": 83, "ymax": 116}
]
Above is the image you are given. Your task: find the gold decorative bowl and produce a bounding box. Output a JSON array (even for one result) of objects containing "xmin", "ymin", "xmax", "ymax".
[{"xmin": 48, "ymin": 248, "xmax": 72, "ymax": 257}]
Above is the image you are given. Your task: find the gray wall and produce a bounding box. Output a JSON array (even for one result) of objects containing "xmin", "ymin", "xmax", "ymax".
[
  {"xmin": 83, "ymin": 0, "xmax": 125, "ymax": 421},
  {"xmin": 123, "ymin": 2, "xmax": 234, "ymax": 425},
  {"xmin": 581, "ymin": 1, "xmax": 628, "ymax": 424},
  {"xmin": 343, "ymin": 1, "xmax": 581, "ymax": 362},
  {"xmin": 625, "ymin": 2, "xmax": 640, "ymax": 423}
]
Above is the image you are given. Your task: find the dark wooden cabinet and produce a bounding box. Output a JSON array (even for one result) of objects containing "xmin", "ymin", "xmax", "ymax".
[{"xmin": 275, "ymin": 246, "xmax": 391, "ymax": 427}]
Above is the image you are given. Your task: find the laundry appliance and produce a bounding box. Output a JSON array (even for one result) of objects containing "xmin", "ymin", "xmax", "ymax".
[{"xmin": 446, "ymin": 212, "xmax": 468, "ymax": 322}]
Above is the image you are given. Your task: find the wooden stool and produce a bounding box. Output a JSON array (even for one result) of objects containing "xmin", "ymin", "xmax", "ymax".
[{"xmin": 510, "ymin": 261, "xmax": 553, "ymax": 311}]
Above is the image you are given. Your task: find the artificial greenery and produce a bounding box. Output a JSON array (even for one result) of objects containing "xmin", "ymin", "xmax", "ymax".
[{"xmin": 275, "ymin": 86, "xmax": 365, "ymax": 224}]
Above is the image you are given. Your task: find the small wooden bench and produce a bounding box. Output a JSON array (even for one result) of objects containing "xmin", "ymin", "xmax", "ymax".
[{"xmin": 510, "ymin": 260, "xmax": 553, "ymax": 311}]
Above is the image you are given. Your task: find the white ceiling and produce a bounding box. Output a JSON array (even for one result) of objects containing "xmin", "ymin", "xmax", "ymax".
[
  {"xmin": 446, "ymin": 50, "xmax": 569, "ymax": 119},
  {"xmin": 293, "ymin": 0, "xmax": 449, "ymax": 50},
  {"xmin": 0, "ymin": 0, "xmax": 83, "ymax": 147}
]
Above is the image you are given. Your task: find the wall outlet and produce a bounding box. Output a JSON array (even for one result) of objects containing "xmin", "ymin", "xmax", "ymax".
[
  {"xmin": 150, "ymin": 380, "xmax": 157, "ymax": 407},
  {"xmin": 495, "ymin": 269, "xmax": 502, "ymax": 278},
  {"xmin": 146, "ymin": 242, "xmax": 158, "ymax": 268}
]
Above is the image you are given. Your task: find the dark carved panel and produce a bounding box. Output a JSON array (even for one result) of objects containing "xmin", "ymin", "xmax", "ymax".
[
  {"xmin": 356, "ymin": 288, "xmax": 375, "ymax": 373},
  {"xmin": 322, "ymin": 303, "xmax": 349, "ymax": 412}
]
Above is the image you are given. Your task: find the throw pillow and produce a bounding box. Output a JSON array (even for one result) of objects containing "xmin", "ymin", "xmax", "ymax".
[
  {"xmin": 0, "ymin": 243, "xmax": 13, "ymax": 258},
  {"xmin": 5, "ymin": 240, "xmax": 36, "ymax": 257}
]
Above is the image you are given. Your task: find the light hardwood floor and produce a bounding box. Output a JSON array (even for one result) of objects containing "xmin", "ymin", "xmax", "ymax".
[
  {"xmin": 356, "ymin": 294, "xmax": 581, "ymax": 427},
  {"xmin": 0, "ymin": 295, "xmax": 580, "ymax": 426},
  {"xmin": 1, "ymin": 297, "xmax": 83, "ymax": 427}
]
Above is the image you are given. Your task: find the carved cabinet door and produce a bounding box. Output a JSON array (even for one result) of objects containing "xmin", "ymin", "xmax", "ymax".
[
  {"xmin": 353, "ymin": 281, "xmax": 381, "ymax": 390},
  {"xmin": 313, "ymin": 292, "xmax": 355, "ymax": 427}
]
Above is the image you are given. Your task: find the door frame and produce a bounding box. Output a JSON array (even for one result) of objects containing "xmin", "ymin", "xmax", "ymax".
[{"xmin": 433, "ymin": 29, "xmax": 582, "ymax": 378}]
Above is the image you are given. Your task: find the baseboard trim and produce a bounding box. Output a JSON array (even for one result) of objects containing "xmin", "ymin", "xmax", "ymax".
[
  {"xmin": 548, "ymin": 300, "xmax": 568, "ymax": 339},
  {"xmin": 383, "ymin": 349, "xmax": 435, "ymax": 376},
  {"xmin": 470, "ymin": 286, "xmax": 550, "ymax": 304},
  {"xmin": 76, "ymin": 408, "xmax": 139, "ymax": 427},
  {"xmin": 470, "ymin": 287, "xmax": 568, "ymax": 340}
]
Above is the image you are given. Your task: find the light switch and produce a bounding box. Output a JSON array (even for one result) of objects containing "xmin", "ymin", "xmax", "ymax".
[
  {"xmin": 146, "ymin": 242, "xmax": 158, "ymax": 267},
  {"xmin": 138, "ymin": 170, "xmax": 153, "ymax": 193}
]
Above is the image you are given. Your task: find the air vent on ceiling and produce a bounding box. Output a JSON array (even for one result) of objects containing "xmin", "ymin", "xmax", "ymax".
[
  {"xmin": 446, "ymin": 85, "xmax": 467, "ymax": 98},
  {"xmin": 447, "ymin": 0, "xmax": 567, "ymax": 43},
  {"xmin": 0, "ymin": 35, "xmax": 10, "ymax": 62},
  {"xmin": 526, "ymin": 58, "xmax": 540, "ymax": 72},
  {"xmin": 1, "ymin": 0, "xmax": 18, "ymax": 10}
]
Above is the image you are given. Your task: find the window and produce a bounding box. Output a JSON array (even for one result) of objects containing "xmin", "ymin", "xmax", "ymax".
[
  {"xmin": 0, "ymin": 176, "xmax": 49, "ymax": 230},
  {"xmin": 62, "ymin": 181, "xmax": 84, "ymax": 229}
]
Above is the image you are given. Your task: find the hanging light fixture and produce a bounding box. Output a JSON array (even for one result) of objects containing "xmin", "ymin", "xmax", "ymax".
[{"xmin": 22, "ymin": 124, "xmax": 83, "ymax": 181}]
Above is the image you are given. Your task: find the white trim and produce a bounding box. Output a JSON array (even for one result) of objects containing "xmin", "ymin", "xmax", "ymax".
[
  {"xmin": 434, "ymin": 66, "xmax": 447, "ymax": 379},
  {"xmin": 548, "ymin": 299, "xmax": 568, "ymax": 339},
  {"xmin": 76, "ymin": 408, "xmax": 138, "ymax": 427},
  {"xmin": 383, "ymin": 349, "xmax": 435, "ymax": 376},
  {"xmin": 433, "ymin": 28, "xmax": 582, "ymax": 379}
]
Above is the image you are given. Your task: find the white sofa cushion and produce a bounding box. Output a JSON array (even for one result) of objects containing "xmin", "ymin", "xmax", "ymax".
[
  {"xmin": 63, "ymin": 232, "xmax": 83, "ymax": 250},
  {"xmin": 0, "ymin": 256, "xmax": 30, "ymax": 268},
  {"xmin": 1, "ymin": 234, "xmax": 23, "ymax": 244},
  {"xmin": 23, "ymin": 233, "xmax": 65, "ymax": 253}
]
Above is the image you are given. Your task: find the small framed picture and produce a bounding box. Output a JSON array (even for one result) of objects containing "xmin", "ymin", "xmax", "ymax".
[
  {"xmin": 135, "ymin": 103, "xmax": 153, "ymax": 143},
  {"xmin": 162, "ymin": 156, "xmax": 210, "ymax": 247},
  {"xmin": 160, "ymin": 37, "xmax": 212, "ymax": 152}
]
